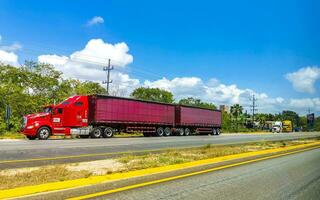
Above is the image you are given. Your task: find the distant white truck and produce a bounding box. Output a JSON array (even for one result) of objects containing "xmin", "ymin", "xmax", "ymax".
[{"xmin": 272, "ymin": 121, "xmax": 282, "ymax": 133}]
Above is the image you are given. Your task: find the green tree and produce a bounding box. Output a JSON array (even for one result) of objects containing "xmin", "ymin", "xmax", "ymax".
[
  {"xmin": 178, "ymin": 97, "xmax": 216, "ymax": 109},
  {"xmin": 221, "ymin": 111, "xmax": 232, "ymax": 132},
  {"xmin": 130, "ymin": 87, "xmax": 174, "ymax": 103},
  {"xmin": 281, "ymin": 110, "xmax": 300, "ymax": 127},
  {"xmin": 315, "ymin": 117, "xmax": 320, "ymax": 131},
  {"xmin": 230, "ymin": 104, "xmax": 243, "ymax": 132}
]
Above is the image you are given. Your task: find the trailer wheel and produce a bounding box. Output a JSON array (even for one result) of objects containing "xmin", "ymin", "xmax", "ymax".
[
  {"xmin": 216, "ymin": 128, "xmax": 221, "ymax": 135},
  {"xmin": 184, "ymin": 128, "xmax": 191, "ymax": 136},
  {"xmin": 164, "ymin": 127, "xmax": 172, "ymax": 137},
  {"xmin": 176, "ymin": 128, "xmax": 184, "ymax": 136},
  {"xmin": 103, "ymin": 127, "xmax": 114, "ymax": 138},
  {"xmin": 212, "ymin": 128, "xmax": 217, "ymax": 136},
  {"xmin": 37, "ymin": 127, "xmax": 51, "ymax": 140},
  {"xmin": 90, "ymin": 127, "xmax": 102, "ymax": 138},
  {"xmin": 156, "ymin": 127, "xmax": 164, "ymax": 137}
]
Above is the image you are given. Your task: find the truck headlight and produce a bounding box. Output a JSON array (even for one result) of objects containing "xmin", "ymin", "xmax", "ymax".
[{"xmin": 27, "ymin": 125, "xmax": 34, "ymax": 129}]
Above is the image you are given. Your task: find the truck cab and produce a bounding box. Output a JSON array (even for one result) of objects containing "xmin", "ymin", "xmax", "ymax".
[
  {"xmin": 21, "ymin": 96, "xmax": 89, "ymax": 140},
  {"xmin": 272, "ymin": 121, "xmax": 282, "ymax": 133}
]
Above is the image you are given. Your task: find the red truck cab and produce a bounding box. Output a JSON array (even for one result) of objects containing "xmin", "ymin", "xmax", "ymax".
[{"xmin": 21, "ymin": 95, "xmax": 89, "ymax": 140}]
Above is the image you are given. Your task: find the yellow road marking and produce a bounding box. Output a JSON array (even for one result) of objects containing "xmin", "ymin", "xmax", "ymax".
[
  {"xmin": 0, "ymin": 141, "xmax": 319, "ymax": 199},
  {"xmin": 68, "ymin": 145, "xmax": 320, "ymax": 200}
]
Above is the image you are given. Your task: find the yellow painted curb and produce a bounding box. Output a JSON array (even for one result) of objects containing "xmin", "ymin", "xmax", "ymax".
[{"xmin": 1, "ymin": 141, "xmax": 320, "ymax": 199}]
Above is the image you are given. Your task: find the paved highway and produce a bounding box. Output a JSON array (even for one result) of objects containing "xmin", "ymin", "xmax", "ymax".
[
  {"xmin": 93, "ymin": 147, "xmax": 320, "ymax": 200},
  {"xmin": 0, "ymin": 132, "xmax": 319, "ymax": 163}
]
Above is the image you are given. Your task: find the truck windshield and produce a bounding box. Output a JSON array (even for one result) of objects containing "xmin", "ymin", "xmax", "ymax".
[{"xmin": 43, "ymin": 107, "xmax": 52, "ymax": 113}]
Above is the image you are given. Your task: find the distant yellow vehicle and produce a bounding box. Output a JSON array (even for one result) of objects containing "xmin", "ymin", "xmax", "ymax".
[{"xmin": 282, "ymin": 120, "xmax": 293, "ymax": 132}]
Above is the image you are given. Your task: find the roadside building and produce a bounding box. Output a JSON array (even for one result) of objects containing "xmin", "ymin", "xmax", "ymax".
[{"xmin": 220, "ymin": 105, "xmax": 230, "ymax": 113}]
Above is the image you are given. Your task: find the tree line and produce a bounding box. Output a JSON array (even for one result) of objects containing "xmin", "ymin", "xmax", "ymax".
[{"xmin": 0, "ymin": 62, "xmax": 319, "ymax": 134}]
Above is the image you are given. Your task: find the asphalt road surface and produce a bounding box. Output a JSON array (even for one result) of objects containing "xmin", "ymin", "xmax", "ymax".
[
  {"xmin": 93, "ymin": 147, "xmax": 320, "ymax": 200},
  {"xmin": 0, "ymin": 132, "xmax": 319, "ymax": 162}
]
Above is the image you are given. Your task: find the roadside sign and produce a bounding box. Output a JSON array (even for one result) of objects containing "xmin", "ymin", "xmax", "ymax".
[{"xmin": 307, "ymin": 113, "xmax": 315, "ymax": 131}]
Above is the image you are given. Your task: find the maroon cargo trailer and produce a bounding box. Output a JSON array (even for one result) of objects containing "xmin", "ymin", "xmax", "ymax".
[
  {"xmin": 88, "ymin": 95, "xmax": 175, "ymax": 137},
  {"xmin": 175, "ymin": 105, "xmax": 221, "ymax": 135}
]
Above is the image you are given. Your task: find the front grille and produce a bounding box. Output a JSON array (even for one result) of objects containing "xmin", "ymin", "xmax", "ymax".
[{"xmin": 21, "ymin": 117, "xmax": 27, "ymax": 129}]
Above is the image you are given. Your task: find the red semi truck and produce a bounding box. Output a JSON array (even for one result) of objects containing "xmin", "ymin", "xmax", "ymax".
[{"xmin": 21, "ymin": 95, "xmax": 222, "ymax": 140}]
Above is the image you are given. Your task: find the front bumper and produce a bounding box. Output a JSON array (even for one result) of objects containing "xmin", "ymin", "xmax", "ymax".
[{"xmin": 21, "ymin": 125, "xmax": 38, "ymax": 136}]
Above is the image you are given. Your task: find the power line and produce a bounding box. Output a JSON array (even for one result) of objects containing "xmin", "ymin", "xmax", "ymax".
[
  {"xmin": 250, "ymin": 94, "xmax": 258, "ymax": 123},
  {"xmin": 102, "ymin": 59, "xmax": 114, "ymax": 95}
]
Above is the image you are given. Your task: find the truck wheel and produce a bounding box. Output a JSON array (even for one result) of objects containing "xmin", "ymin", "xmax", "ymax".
[
  {"xmin": 184, "ymin": 128, "xmax": 191, "ymax": 136},
  {"xmin": 37, "ymin": 127, "xmax": 51, "ymax": 140},
  {"xmin": 164, "ymin": 127, "xmax": 172, "ymax": 136},
  {"xmin": 27, "ymin": 135, "xmax": 36, "ymax": 140},
  {"xmin": 216, "ymin": 128, "xmax": 221, "ymax": 135},
  {"xmin": 103, "ymin": 127, "xmax": 114, "ymax": 138},
  {"xmin": 156, "ymin": 127, "xmax": 164, "ymax": 137},
  {"xmin": 90, "ymin": 127, "xmax": 102, "ymax": 138},
  {"xmin": 176, "ymin": 128, "xmax": 184, "ymax": 136},
  {"xmin": 212, "ymin": 128, "xmax": 217, "ymax": 136}
]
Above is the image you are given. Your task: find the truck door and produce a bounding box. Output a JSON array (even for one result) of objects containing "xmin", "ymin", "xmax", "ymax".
[
  {"xmin": 52, "ymin": 107, "xmax": 65, "ymax": 134},
  {"xmin": 74, "ymin": 101, "xmax": 88, "ymax": 127}
]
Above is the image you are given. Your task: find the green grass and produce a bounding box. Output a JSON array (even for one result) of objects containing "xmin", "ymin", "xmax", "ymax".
[{"xmin": 0, "ymin": 132, "xmax": 25, "ymax": 139}]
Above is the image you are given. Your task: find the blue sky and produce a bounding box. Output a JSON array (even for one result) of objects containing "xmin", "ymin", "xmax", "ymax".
[{"xmin": 0, "ymin": 0, "xmax": 319, "ymax": 114}]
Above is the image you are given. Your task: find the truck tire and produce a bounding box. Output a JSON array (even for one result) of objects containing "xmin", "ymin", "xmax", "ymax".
[
  {"xmin": 164, "ymin": 127, "xmax": 172, "ymax": 137},
  {"xmin": 156, "ymin": 127, "xmax": 164, "ymax": 137},
  {"xmin": 90, "ymin": 127, "xmax": 102, "ymax": 138},
  {"xmin": 216, "ymin": 128, "xmax": 221, "ymax": 135},
  {"xmin": 176, "ymin": 128, "xmax": 184, "ymax": 136},
  {"xmin": 212, "ymin": 128, "xmax": 217, "ymax": 136},
  {"xmin": 102, "ymin": 127, "xmax": 114, "ymax": 138},
  {"xmin": 37, "ymin": 127, "xmax": 51, "ymax": 140},
  {"xmin": 184, "ymin": 128, "xmax": 191, "ymax": 136}
]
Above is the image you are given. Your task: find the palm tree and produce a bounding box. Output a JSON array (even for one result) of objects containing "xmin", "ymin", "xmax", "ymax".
[{"xmin": 230, "ymin": 104, "xmax": 243, "ymax": 132}]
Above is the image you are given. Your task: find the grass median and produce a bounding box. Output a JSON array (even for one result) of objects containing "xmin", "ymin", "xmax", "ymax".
[{"xmin": 0, "ymin": 137, "xmax": 319, "ymax": 190}]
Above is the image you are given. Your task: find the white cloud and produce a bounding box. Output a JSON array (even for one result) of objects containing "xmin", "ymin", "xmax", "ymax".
[
  {"xmin": 0, "ymin": 42, "xmax": 22, "ymax": 52},
  {"xmin": 285, "ymin": 66, "xmax": 320, "ymax": 94},
  {"xmin": 0, "ymin": 35, "xmax": 2, "ymax": 42},
  {"xmin": 0, "ymin": 49, "xmax": 19, "ymax": 66},
  {"xmin": 87, "ymin": 16, "xmax": 104, "ymax": 26},
  {"xmin": 38, "ymin": 39, "xmax": 138, "ymax": 96}
]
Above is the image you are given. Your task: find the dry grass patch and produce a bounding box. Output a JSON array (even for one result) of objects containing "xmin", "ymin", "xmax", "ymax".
[{"xmin": 0, "ymin": 166, "xmax": 91, "ymax": 190}]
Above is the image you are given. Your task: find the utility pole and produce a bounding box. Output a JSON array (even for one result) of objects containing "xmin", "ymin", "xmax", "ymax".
[
  {"xmin": 250, "ymin": 94, "xmax": 258, "ymax": 125},
  {"xmin": 102, "ymin": 59, "xmax": 114, "ymax": 95}
]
